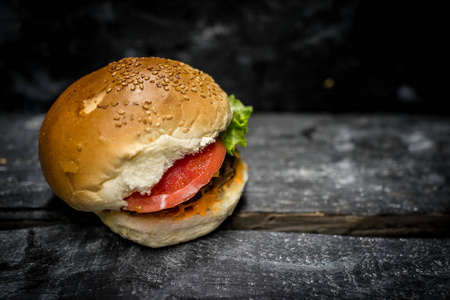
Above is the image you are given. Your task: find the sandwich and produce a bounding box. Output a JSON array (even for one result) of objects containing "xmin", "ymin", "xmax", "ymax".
[{"xmin": 39, "ymin": 57, "xmax": 252, "ymax": 247}]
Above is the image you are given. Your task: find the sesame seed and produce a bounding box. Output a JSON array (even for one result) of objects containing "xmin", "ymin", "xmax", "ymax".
[
  {"xmin": 166, "ymin": 114, "xmax": 173, "ymax": 120},
  {"xmin": 145, "ymin": 127, "xmax": 152, "ymax": 133},
  {"xmin": 182, "ymin": 128, "xmax": 189, "ymax": 133},
  {"xmin": 115, "ymin": 122, "xmax": 122, "ymax": 127},
  {"xmin": 118, "ymin": 109, "xmax": 125, "ymax": 115},
  {"xmin": 114, "ymin": 115, "xmax": 121, "ymax": 120}
]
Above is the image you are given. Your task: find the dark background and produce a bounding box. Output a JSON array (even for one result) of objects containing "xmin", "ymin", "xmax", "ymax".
[{"xmin": 1, "ymin": 0, "xmax": 449, "ymax": 114}]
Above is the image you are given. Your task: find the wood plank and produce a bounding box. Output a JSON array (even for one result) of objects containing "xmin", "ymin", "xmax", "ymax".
[
  {"xmin": 1, "ymin": 113, "xmax": 450, "ymax": 236},
  {"xmin": 226, "ymin": 212, "xmax": 450, "ymax": 238},
  {"xmin": 241, "ymin": 113, "xmax": 450, "ymax": 215},
  {"xmin": 1, "ymin": 225, "xmax": 449, "ymax": 299},
  {"xmin": 0, "ymin": 114, "xmax": 51, "ymax": 208},
  {"xmin": 2, "ymin": 113, "xmax": 449, "ymax": 214},
  {"xmin": 2, "ymin": 111, "xmax": 448, "ymax": 298}
]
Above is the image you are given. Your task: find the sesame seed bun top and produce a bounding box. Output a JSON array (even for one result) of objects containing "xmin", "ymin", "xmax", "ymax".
[{"xmin": 39, "ymin": 57, "xmax": 232, "ymax": 212}]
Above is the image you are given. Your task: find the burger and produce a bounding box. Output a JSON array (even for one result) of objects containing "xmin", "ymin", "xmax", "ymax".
[{"xmin": 39, "ymin": 57, "xmax": 252, "ymax": 248}]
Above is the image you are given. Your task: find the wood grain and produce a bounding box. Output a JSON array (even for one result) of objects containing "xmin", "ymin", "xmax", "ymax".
[
  {"xmin": 2, "ymin": 112, "xmax": 450, "ymax": 298},
  {"xmin": 240, "ymin": 113, "xmax": 450, "ymax": 215},
  {"xmin": 1, "ymin": 225, "xmax": 449, "ymax": 299},
  {"xmin": 1, "ymin": 113, "xmax": 450, "ymax": 237},
  {"xmin": 226, "ymin": 212, "xmax": 450, "ymax": 238}
]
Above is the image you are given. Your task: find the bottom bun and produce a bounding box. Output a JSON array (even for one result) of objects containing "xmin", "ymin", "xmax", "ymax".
[{"xmin": 96, "ymin": 157, "xmax": 248, "ymax": 248}]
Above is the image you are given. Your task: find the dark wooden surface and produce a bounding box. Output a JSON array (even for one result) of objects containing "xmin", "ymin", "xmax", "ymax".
[{"xmin": 1, "ymin": 112, "xmax": 450, "ymax": 299}]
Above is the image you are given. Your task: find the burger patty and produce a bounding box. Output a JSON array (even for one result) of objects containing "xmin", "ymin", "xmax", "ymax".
[
  {"xmin": 202, "ymin": 154, "xmax": 238, "ymax": 193},
  {"xmin": 184, "ymin": 153, "xmax": 238, "ymax": 204}
]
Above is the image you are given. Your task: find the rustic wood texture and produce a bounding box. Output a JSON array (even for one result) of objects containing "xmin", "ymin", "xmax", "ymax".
[
  {"xmin": 1, "ymin": 224, "xmax": 450, "ymax": 299},
  {"xmin": 2, "ymin": 113, "xmax": 449, "ymax": 235},
  {"xmin": 1, "ymin": 112, "xmax": 450, "ymax": 298},
  {"xmin": 241, "ymin": 113, "xmax": 450, "ymax": 215},
  {"xmin": 226, "ymin": 212, "xmax": 450, "ymax": 238}
]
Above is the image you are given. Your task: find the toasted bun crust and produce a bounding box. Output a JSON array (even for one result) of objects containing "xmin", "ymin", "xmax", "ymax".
[
  {"xmin": 97, "ymin": 158, "xmax": 248, "ymax": 248},
  {"xmin": 39, "ymin": 57, "xmax": 232, "ymax": 212}
]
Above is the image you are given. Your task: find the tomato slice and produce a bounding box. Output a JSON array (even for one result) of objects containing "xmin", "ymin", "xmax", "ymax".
[{"xmin": 124, "ymin": 139, "xmax": 226, "ymax": 213}]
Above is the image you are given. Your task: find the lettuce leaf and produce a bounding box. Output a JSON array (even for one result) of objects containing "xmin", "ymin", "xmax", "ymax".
[{"xmin": 219, "ymin": 95, "xmax": 253, "ymax": 156}]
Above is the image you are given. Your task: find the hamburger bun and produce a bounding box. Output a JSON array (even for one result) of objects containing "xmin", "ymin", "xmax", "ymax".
[
  {"xmin": 97, "ymin": 157, "xmax": 248, "ymax": 248},
  {"xmin": 39, "ymin": 57, "xmax": 248, "ymax": 247}
]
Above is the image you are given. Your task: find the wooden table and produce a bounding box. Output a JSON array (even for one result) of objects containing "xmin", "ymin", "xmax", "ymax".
[{"xmin": 1, "ymin": 112, "xmax": 449, "ymax": 299}]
